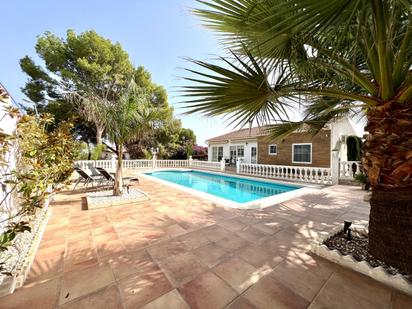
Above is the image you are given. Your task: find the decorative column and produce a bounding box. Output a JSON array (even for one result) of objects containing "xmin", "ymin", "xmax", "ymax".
[{"xmin": 188, "ymin": 156, "xmax": 193, "ymax": 167}]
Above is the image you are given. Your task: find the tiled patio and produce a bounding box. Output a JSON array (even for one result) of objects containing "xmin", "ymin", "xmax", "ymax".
[{"xmin": 1, "ymin": 175, "xmax": 411, "ymax": 309}]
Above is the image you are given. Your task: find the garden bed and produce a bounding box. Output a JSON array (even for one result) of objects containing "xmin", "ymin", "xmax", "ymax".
[
  {"xmin": 311, "ymin": 225, "xmax": 412, "ymax": 297},
  {"xmin": 86, "ymin": 188, "xmax": 149, "ymax": 209}
]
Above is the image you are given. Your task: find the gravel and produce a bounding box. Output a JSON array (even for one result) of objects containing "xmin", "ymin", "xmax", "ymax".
[{"xmin": 324, "ymin": 231, "xmax": 412, "ymax": 283}]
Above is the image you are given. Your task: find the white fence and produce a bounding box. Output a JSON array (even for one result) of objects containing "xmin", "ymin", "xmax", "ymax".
[
  {"xmin": 190, "ymin": 160, "xmax": 222, "ymax": 170},
  {"xmin": 238, "ymin": 163, "xmax": 332, "ymax": 185},
  {"xmin": 74, "ymin": 158, "xmax": 224, "ymax": 171},
  {"xmin": 339, "ymin": 161, "xmax": 362, "ymax": 180}
]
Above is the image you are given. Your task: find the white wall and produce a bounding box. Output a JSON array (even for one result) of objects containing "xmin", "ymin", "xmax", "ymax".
[
  {"xmin": 208, "ymin": 140, "xmax": 257, "ymax": 163},
  {"xmin": 330, "ymin": 117, "xmax": 358, "ymax": 162},
  {"xmin": 207, "ymin": 143, "xmax": 229, "ymax": 161}
]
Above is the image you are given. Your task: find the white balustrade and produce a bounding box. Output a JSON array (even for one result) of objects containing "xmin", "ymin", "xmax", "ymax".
[
  {"xmin": 339, "ymin": 161, "xmax": 362, "ymax": 179},
  {"xmin": 74, "ymin": 159, "xmax": 224, "ymax": 171},
  {"xmin": 239, "ymin": 163, "xmax": 332, "ymax": 185},
  {"xmin": 189, "ymin": 160, "xmax": 222, "ymax": 170}
]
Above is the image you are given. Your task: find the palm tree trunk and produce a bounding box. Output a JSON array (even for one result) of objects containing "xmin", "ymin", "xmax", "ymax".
[
  {"xmin": 113, "ymin": 144, "xmax": 123, "ymax": 196},
  {"xmin": 363, "ymin": 102, "xmax": 412, "ymax": 274},
  {"xmin": 96, "ymin": 124, "xmax": 104, "ymax": 145}
]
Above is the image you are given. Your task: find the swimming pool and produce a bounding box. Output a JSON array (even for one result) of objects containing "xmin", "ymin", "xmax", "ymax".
[{"xmin": 144, "ymin": 170, "xmax": 301, "ymax": 204}]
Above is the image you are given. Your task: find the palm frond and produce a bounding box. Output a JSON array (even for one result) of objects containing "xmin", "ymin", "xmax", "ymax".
[{"xmin": 180, "ymin": 49, "xmax": 298, "ymax": 127}]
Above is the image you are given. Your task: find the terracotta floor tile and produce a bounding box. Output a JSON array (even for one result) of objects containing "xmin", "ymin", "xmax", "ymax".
[
  {"xmin": 391, "ymin": 292, "xmax": 412, "ymax": 309},
  {"xmin": 59, "ymin": 264, "xmax": 115, "ymax": 305},
  {"xmin": 1, "ymin": 180, "xmax": 401, "ymax": 309},
  {"xmin": 309, "ymin": 270, "xmax": 392, "ymax": 309},
  {"xmin": 203, "ymin": 225, "xmax": 231, "ymax": 242},
  {"xmin": 102, "ymin": 249, "xmax": 158, "ymax": 281},
  {"xmin": 59, "ymin": 284, "xmax": 123, "ymax": 309},
  {"xmin": 35, "ymin": 244, "xmax": 66, "ymax": 259},
  {"xmin": 271, "ymin": 257, "xmax": 334, "ymax": 302},
  {"xmin": 25, "ymin": 255, "xmax": 64, "ymax": 285},
  {"xmin": 117, "ymin": 266, "xmax": 172, "ymax": 308},
  {"xmin": 213, "ymin": 257, "xmax": 268, "ymax": 293},
  {"xmin": 177, "ymin": 230, "xmax": 211, "ymax": 250},
  {"xmin": 236, "ymin": 225, "xmax": 268, "ymax": 243},
  {"xmin": 162, "ymin": 224, "xmax": 188, "ymax": 238},
  {"xmin": 225, "ymin": 296, "xmax": 257, "ymax": 309},
  {"xmin": 64, "ymin": 257, "xmax": 100, "ymax": 273},
  {"xmin": 193, "ymin": 242, "xmax": 232, "ymax": 268},
  {"xmin": 218, "ymin": 219, "xmax": 247, "ymax": 232},
  {"xmin": 243, "ymin": 274, "xmax": 309, "ymax": 309},
  {"xmin": 179, "ymin": 272, "xmax": 237, "ymax": 309},
  {"xmin": 141, "ymin": 289, "xmax": 190, "ymax": 309},
  {"xmin": 158, "ymin": 252, "xmax": 207, "ymax": 287},
  {"xmin": 147, "ymin": 239, "xmax": 187, "ymax": 261},
  {"xmin": 0, "ymin": 277, "xmax": 60, "ymax": 309},
  {"xmin": 216, "ymin": 233, "xmax": 251, "ymax": 252},
  {"xmin": 236, "ymin": 244, "xmax": 283, "ymax": 269},
  {"xmin": 120, "ymin": 234, "xmax": 149, "ymax": 252},
  {"xmin": 64, "ymin": 247, "xmax": 98, "ymax": 271},
  {"xmin": 96, "ymin": 239, "xmax": 126, "ymax": 258}
]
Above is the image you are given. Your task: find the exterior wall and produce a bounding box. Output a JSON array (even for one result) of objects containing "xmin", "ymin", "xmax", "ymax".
[
  {"xmin": 208, "ymin": 139, "xmax": 257, "ymax": 163},
  {"xmin": 330, "ymin": 118, "xmax": 358, "ymax": 162},
  {"xmin": 0, "ymin": 96, "xmax": 17, "ymax": 235},
  {"xmin": 257, "ymin": 130, "xmax": 331, "ymax": 167},
  {"xmin": 207, "ymin": 143, "xmax": 229, "ymax": 161}
]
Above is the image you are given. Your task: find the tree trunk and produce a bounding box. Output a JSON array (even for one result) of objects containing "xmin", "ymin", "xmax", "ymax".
[
  {"xmin": 363, "ymin": 101, "xmax": 412, "ymax": 274},
  {"xmin": 95, "ymin": 124, "xmax": 104, "ymax": 145},
  {"xmin": 369, "ymin": 187, "xmax": 412, "ymax": 274},
  {"xmin": 113, "ymin": 144, "xmax": 123, "ymax": 196}
]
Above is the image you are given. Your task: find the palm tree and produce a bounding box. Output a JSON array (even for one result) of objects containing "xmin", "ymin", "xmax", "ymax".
[
  {"xmin": 104, "ymin": 80, "xmax": 158, "ymax": 195},
  {"xmin": 181, "ymin": 0, "xmax": 412, "ymax": 274}
]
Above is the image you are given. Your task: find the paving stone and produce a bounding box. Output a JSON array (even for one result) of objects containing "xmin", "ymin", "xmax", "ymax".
[
  {"xmin": 158, "ymin": 252, "xmax": 207, "ymax": 287},
  {"xmin": 179, "ymin": 272, "xmax": 237, "ymax": 309}
]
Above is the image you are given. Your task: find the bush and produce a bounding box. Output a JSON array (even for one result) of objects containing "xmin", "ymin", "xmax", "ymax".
[{"xmin": 0, "ymin": 111, "xmax": 78, "ymax": 272}]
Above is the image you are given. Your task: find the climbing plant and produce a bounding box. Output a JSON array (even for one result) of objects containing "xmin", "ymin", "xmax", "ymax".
[{"xmin": 0, "ymin": 103, "xmax": 78, "ymax": 273}]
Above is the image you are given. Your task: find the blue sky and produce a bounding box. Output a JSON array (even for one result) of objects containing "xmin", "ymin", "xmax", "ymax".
[
  {"xmin": 0, "ymin": 0, "xmax": 230, "ymax": 145},
  {"xmin": 1, "ymin": 0, "xmax": 364, "ymax": 145}
]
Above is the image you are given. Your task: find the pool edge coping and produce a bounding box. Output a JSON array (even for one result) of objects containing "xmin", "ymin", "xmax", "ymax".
[{"xmin": 137, "ymin": 168, "xmax": 323, "ymax": 209}]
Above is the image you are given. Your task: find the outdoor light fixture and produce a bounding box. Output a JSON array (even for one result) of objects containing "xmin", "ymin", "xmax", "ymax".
[{"xmin": 344, "ymin": 221, "xmax": 352, "ymax": 240}]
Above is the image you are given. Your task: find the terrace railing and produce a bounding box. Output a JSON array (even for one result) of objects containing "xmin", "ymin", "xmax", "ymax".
[
  {"xmin": 74, "ymin": 158, "xmax": 224, "ymax": 171},
  {"xmin": 339, "ymin": 161, "xmax": 362, "ymax": 180},
  {"xmin": 189, "ymin": 160, "xmax": 223, "ymax": 170},
  {"xmin": 238, "ymin": 162, "xmax": 332, "ymax": 185},
  {"xmin": 75, "ymin": 160, "xmax": 112, "ymax": 169}
]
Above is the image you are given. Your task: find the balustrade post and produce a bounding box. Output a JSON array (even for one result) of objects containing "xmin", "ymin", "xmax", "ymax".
[
  {"xmin": 152, "ymin": 154, "xmax": 157, "ymax": 169},
  {"xmin": 188, "ymin": 156, "xmax": 193, "ymax": 167},
  {"xmin": 236, "ymin": 158, "xmax": 241, "ymax": 174},
  {"xmin": 220, "ymin": 158, "xmax": 225, "ymax": 172},
  {"xmin": 331, "ymin": 150, "xmax": 339, "ymax": 185},
  {"xmin": 111, "ymin": 155, "xmax": 116, "ymax": 169}
]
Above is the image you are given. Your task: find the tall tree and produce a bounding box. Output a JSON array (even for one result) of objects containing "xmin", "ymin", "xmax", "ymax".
[
  {"xmin": 182, "ymin": 0, "xmax": 412, "ymax": 274},
  {"xmin": 20, "ymin": 30, "xmax": 134, "ymax": 144}
]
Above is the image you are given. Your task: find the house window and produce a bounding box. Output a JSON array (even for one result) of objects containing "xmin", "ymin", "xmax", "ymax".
[
  {"xmin": 212, "ymin": 146, "xmax": 224, "ymax": 161},
  {"xmin": 292, "ymin": 143, "xmax": 312, "ymax": 164},
  {"xmin": 237, "ymin": 146, "xmax": 244, "ymax": 157},
  {"xmin": 268, "ymin": 144, "xmax": 277, "ymax": 155}
]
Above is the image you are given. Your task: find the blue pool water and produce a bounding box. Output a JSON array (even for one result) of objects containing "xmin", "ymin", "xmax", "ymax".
[{"xmin": 145, "ymin": 170, "xmax": 301, "ymax": 203}]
